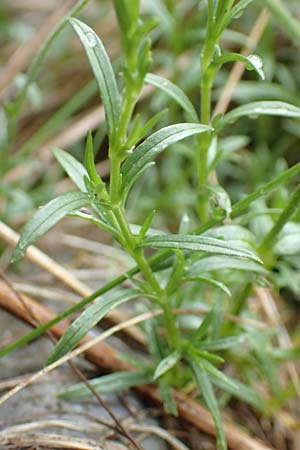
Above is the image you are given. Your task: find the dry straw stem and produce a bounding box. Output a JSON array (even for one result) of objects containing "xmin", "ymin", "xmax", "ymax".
[
  {"xmin": 255, "ymin": 287, "xmax": 300, "ymax": 404},
  {"xmin": 0, "ymin": 432, "xmax": 108, "ymax": 450},
  {"xmin": 0, "ymin": 219, "xmax": 145, "ymax": 344},
  {"xmin": 0, "ymin": 282, "xmax": 273, "ymax": 450},
  {"xmin": 0, "ymin": 420, "xmax": 191, "ymax": 450}
]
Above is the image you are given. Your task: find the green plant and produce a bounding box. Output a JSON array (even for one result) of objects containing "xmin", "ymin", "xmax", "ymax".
[{"xmin": 4, "ymin": 1, "xmax": 300, "ymax": 449}]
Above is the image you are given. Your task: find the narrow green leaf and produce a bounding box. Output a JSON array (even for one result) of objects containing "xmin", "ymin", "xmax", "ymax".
[
  {"xmin": 121, "ymin": 123, "xmax": 212, "ymax": 196},
  {"xmin": 219, "ymin": 101, "xmax": 300, "ymax": 129},
  {"xmin": 191, "ymin": 349, "xmax": 224, "ymax": 364},
  {"xmin": 154, "ymin": 350, "xmax": 181, "ymax": 380},
  {"xmin": 196, "ymin": 163, "xmax": 300, "ymax": 235},
  {"xmin": 199, "ymin": 335, "xmax": 247, "ymax": 351},
  {"xmin": 69, "ymin": 18, "xmax": 121, "ymax": 141},
  {"xmin": 255, "ymin": 349, "xmax": 281, "ymax": 397},
  {"xmin": 11, "ymin": 192, "xmax": 90, "ymax": 263},
  {"xmin": 191, "ymin": 361, "xmax": 227, "ymax": 450},
  {"xmin": 46, "ymin": 289, "xmax": 142, "ymax": 365},
  {"xmin": 189, "ymin": 255, "xmax": 266, "ymax": 275},
  {"xmin": 272, "ymin": 347, "xmax": 300, "ymax": 362},
  {"xmin": 211, "ymin": 53, "xmax": 264, "ymax": 80},
  {"xmin": 84, "ymin": 131, "xmax": 103, "ymax": 186},
  {"xmin": 52, "ymin": 147, "xmax": 88, "ymax": 192},
  {"xmin": 69, "ymin": 210, "xmax": 116, "ymax": 235},
  {"xmin": 136, "ymin": 109, "xmax": 168, "ymax": 143},
  {"xmin": 139, "ymin": 234, "xmax": 262, "ymax": 262},
  {"xmin": 145, "ymin": 73, "xmax": 199, "ymax": 122},
  {"xmin": 137, "ymin": 209, "xmax": 156, "ymax": 242},
  {"xmin": 232, "ymin": 162, "xmax": 300, "ymax": 218},
  {"xmin": 224, "ymin": 0, "xmax": 254, "ymax": 25},
  {"xmin": 184, "ymin": 276, "xmax": 231, "ymax": 297},
  {"xmin": 59, "ymin": 370, "xmax": 151, "ymax": 399},
  {"xmin": 213, "ymin": 376, "xmax": 264, "ymax": 412},
  {"xmin": 193, "ymin": 309, "xmax": 216, "ymax": 341},
  {"xmin": 166, "ymin": 250, "xmax": 185, "ymax": 295},
  {"xmin": 159, "ymin": 378, "xmax": 178, "ymax": 416},
  {"xmin": 200, "ymin": 359, "xmax": 239, "ymax": 391}
]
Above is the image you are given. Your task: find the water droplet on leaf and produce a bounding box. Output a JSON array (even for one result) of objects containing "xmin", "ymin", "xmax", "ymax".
[{"xmin": 85, "ymin": 32, "xmax": 97, "ymax": 48}]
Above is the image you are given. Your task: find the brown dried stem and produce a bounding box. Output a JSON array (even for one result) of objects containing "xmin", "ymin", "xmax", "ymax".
[{"xmin": 0, "ymin": 282, "xmax": 274, "ymax": 450}]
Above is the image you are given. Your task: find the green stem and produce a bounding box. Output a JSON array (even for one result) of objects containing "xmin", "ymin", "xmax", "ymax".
[
  {"xmin": 197, "ymin": 41, "xmax": 215, "ymax": 223},
  {"xmin": 113, "ymin": 205, "xmax": 162, "ymax": 294},
  {"xmin": 118, "ymin": 92, "xmax": 137, "ymax": 144},
  {"xmin": 112, "ymin": 204, "xmax": 179, "ymax": 347},
  {"xmin": 222, "ymin": 283, "xmax": 252, "ymax": 336},
  {"xmin": 162, "ymin": 297, "xmax": 179, "ymax": 348},
  {"xmin": 259, "ymin": 183, "xmax": 300, "ymax": 261},
  {"xmin": 109, "ymin": 154, "xmax": 121, "ymax": 205}
]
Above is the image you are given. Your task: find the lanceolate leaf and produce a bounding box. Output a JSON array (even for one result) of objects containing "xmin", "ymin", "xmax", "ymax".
[
  {"xmin": 145, "ymin": 73, "xmax": 199, "ymax": 122},
  {"xmin": 211, "ymin": 53, "xmax": 264, "ymax": 80},
  {"xmin": 191, "ymin": 361, "xmax": 227, "ymax": 450},
  {"xmin": 219, "ymin": 101, "xmax": 300, "ymax": 129},
  {"xmin": 46, "ymin": 288, "xmax": 142, "ymax": 365},
  {"xmin": 184, "ymin": 276, "xmax": 231, "ymax": 296},
  {"xmin": 224, "ymin": 0, "xmax": 254, "ymax": 26},
  {"xmin": 159, "ymin": 378, "xmax": 178, "ymax": 416},
  {"xmin": 212, "ymin": 377, "xmax": 264, "ymax": 412},
  {"xmin": 199, "ymin": 335, "xmax": 247, "ymax": 351},
  {"xmin": 139, "ymin": 234, "xmax": 262, "ymax": 262},
  {"xmin": 121, "ymin": 123, "xmax": 211, "ymax": 196},
  {"xmin": 199, "ymin": 358, "xmax": 239, "ymax": 391},
  {"xmin": 59, "ymin": 370, "xmax": 151, "ymax": 399},
  {"xmin": 154, "ymin": 350, "xmax": 181, "ymax": 379},
  {"xmin": 189, "ymin": 255, "xmax": 266, "ymax": 275},
  {"xmin": 52, "ymin": 147, "xmax": 88, "ymax": 192},
  {"xmin": 11, "ymin": 192, "xmax": 90, "ymax": 263},
  {"xmin": 69, "ymin": 18, "xmax": 121, "ymax": 141},
  {"xmin": 84, "ymin": 131, "xmax": 103, "ymax": 186}
]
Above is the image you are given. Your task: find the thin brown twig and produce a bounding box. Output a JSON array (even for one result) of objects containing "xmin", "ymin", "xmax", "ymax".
[
  {"xmin": 0, "ymin": 305, "xmax": 268, "ymax": 406},
  {"xmin": 255, "ymin": 287, "xmax": 300, "ymax": 405},
  {"xmin": 0, "ymin": 285, "xmax": 274, "ymax": 450},
  {"xmin": 0, "ymin": 219, "xmax": 145, "ymax": 344},
  {"xmin": 0, "ymin": 272, "xmax": 143, "ymax": 450}
]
